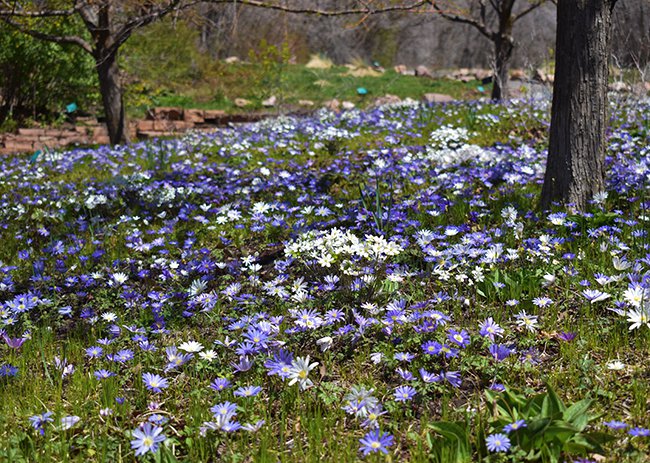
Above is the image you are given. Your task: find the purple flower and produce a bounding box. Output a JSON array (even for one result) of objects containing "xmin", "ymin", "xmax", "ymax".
[
  {"xmin": 503, "ymin": 419, "xmax": 527, "ymax": 433},
  {"xmin": 234, "ymin": 385, "xmax": 262, "ymax": 397},
  {"xmin": 142, "ymin": 373, "xmax": 169, "ymax": 393},
  {"xmin": 479, "ymin": 317, "xmax": 504, "ymax": 340},
  {"xmin": 557, "ymin": 331, "xmax": 577, "ymax": 342},
  {"xmin": 130, "ymin": 422, "xmax": 166, "ymax": 456},
  {"xmin": 209, "ymin": 377, "xmax": 231, "ymax": 392},
  {"xmin": 628, "ymin": 427, "xmax": 650, "ymax": 437},
  {"xmin": 486, "ymin": 433, "xmax": 511, "ymax": 452},
  {"xmin": 447, "ymin": 329, "xmax": 470, "ymax": 348},
  {"xmin": 94, "ymin": 369, "xmax": 115, "ymax": 380},
  {"xmin": 29, "ymin": 411, "xmax": 54, "ymax": 435},
  {"xmin": 394, "ymin": 385, "xmax": 417, "ymax": 402},
  {"xmin": 489, "ymin": 344, "xmax": 514, "ymax": 362},
  {"xmin": 2, "ymin": 333, "xmax": 26, "ymax": 349},
  {"xmin": 603, "ymin": 420, "xmax": 628, "ymax": 430},
  {"xmin": 359, "ymin": 428, "xmax": 394, "ymax": 455}
]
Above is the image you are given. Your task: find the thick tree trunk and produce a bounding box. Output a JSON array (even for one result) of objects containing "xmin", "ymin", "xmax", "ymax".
[
  {"xmin": 540, "ymin": 0, "xmax": 615, "ymax": 211},
  {"xmin": 96, "ymin": 51, "xmax": 129, "ymax": 145},
  {"xmin": 491, "ymin": 35, "xmax": 514, "ymax": 101}
]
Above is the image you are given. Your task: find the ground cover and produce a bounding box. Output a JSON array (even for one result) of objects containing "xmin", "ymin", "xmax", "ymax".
[{"xmin": 0, "ymin": 98, "xmax": 648, "ymax": 462}]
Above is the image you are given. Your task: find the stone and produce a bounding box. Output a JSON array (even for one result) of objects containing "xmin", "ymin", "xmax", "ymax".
[
  {"xmin": 18, "ymin": 128, "xmax": 45, "ymax": 137},
  {"xmin": 262, "ymin": 95, "xmax": 277, "ymax": 107},
  {"xmin": 149, "ymin": 107, "xmax": 184, "ymax": 121},
  {"xmin": 394, "ymin": 64, "xmax": 408, "ymax": 75},
  {"xmin": 136, "ymin": 120, "xmax": 155, "ymax": 132},
  {"xmin": 203, "ymin": 110, "xmax": 226, "ymax": 121},
  {"xmin": 422, "ymin": 93, "xmax": 454, "ymax": 104},
  {"xmin": 370, "ymin": 94, "xmax": 402, "ymax": 108},
  {"xmin": 341, "ymin": 101, "xmax": 356, "ymax": 110},
  {"xmin": 474, "ymin": 68, "xmax": 492, "ymax": 80},
  {"xmin": 609, "ymin": 81, "xmax": 631, "ymax": 92},
  {"xmin": 510, "ymin": 69, "xmax": 527, "ymax": 81},
  {"xmin": 415, "ymin": 65, "xmax": 434, "ymax": 79},
  {"xmin": 458, "ymin": 75, "xmax": 474, "ymax": 83},
  {"xmin": 224, "ymin": 56, "xmax": 240, "ymax": 64},
  {"xmin": 184, "ymin": 109, "xmax": 204, "ymax": 124},
  {"xmin": 298, "ymin": 99, "xmax": 315, "ymax": 107},
  {"xmin": 234, "ymin": 98, "xmax": 251, "ymax": 108},
  {"xmin": 323, "ymin": 99, "xmax": 340, "ymax": 111}
]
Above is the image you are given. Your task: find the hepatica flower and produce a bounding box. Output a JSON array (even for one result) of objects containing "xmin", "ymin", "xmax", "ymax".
[
  {"xmin": 359, "ymin": 428, "xmax": 394, "ymax": 455},
  {"xmin": 131, "ymin": 422, "xmax": 166, "ymax": 456}
]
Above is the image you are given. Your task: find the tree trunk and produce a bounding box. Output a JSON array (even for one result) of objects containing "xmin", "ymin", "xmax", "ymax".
[
  {"xmin": 540, "ymin": 0, "xmax": 616, "ymax": 211},
  {"xmin": 96, "ymin": 51, "xmax": 129, "ymax": 145},
  {"xmin": 491, "ymin": 35, "xmax": 514, "ymax": 101}
]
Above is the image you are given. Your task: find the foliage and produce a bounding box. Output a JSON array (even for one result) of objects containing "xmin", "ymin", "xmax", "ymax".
[
  {"xmin": 485, "ymin": 385, "xmax": 615, "ymax": 462},
  {"xmin": 0, "ymin": 21, "xmax": 97, "ymax": 125}
]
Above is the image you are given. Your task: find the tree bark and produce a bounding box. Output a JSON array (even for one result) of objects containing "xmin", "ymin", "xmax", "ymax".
[
  {"xmin": 491, "ymin": 34, "xmax": 514, "ymax": 100},
  {"xmin": 540, "ymin": 0, "xmax": 615, "ymax": 211},
  {"xmin": 96, "ymin": 50, "xmax": 129, "ymax": 145}
]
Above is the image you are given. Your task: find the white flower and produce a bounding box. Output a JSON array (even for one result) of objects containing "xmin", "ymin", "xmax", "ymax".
[
  {"xmin": 178, "ymin": 341, "xmax": 204, "ymax": 353},
  {"xmin": 627, "ymin": 307, "xmax": 650, "ymax": 331},
  {"xmin": 112, "ymin": 272, "xmax": 128, "ymax": 286},
  {"xmin": 370, "ymin": 352, "xmax": 383, "ymax": 364},
  {"xmin": 288, "ymin": 355, "xmax": 319, "ymax": 390},
  {"xmin": 316, "ymin": 336, "xmax": 333, "ymax": 352},
  {"xmin": 101, "ymin": 312, "xmax": 118, "ymax": 322},
  {"xmin": 606, "ymin": 360, "xmax": 626, "ymax": 371},
  {"xmin": 199, "ymin": 349, "xmax": 218, "ymax": 361}
]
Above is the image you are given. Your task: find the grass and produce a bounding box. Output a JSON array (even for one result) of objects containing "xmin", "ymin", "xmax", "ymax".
[{"xmin": 125, "ymin": 62, "xmax": 486, "ymax": 117}]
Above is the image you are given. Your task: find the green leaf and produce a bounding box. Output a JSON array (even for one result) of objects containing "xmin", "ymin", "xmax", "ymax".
[{"xmin": 428, "ymin": 421, "xmax": 471, "ymax": 463}]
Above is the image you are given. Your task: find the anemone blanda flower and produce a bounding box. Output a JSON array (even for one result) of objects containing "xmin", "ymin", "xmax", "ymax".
[
  {"xmin": 359, "ymin": 428, "xmax": 394, "ymax": 455},
  {"xmin": 142, "ymin": 373, "xmax": 169, "ymax": 393},
  {"xmin": 486, "ymin": 433, "xmax": 511, "ymax": 452},
  {"xmin": 130, "ymin": 423, "xmax": 166, "ymax": 456},
  {"xmin": 288, "ymin": 355, "xmax": 319, "ymax": 390}
]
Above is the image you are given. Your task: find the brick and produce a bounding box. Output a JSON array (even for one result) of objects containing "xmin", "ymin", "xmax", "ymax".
[
  {"xmin": 18, "ymin": 128, "xmax": 45, "ymax": 136},
  {"xmin": 203, "ymin": 109, "xmax": 226, "ymax": 121},
  {"xmin": 184, "ymin": 109, "xmax": 204, "ymax": 124},
  {"xmin": 150, "ymin": 107, "xmax": 184, "ymax": 121},
  {"xmin": 136, "ymin": 120, "xmax": 155, "ymax": 132}
]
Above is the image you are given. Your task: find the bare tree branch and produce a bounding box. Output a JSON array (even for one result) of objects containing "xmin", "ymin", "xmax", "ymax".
[
  {"xmin": 513, "ymin": 0, "xmax": 545, "ymax": 21},
  {"xmin": 428, "ymin": 1, "xmax": 491, "ymax": 38},
  {"xmin": 223, "ymin": 0, "xmax": 428, "ymax": 16}
]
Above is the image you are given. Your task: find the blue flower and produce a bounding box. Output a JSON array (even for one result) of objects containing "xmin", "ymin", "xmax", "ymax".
[
  {"xmin": 142, "ymin": 373, "xmax": 169, "ymax": 393},
  {"xmin": 234, "ymin": 385, "xmax": 262, "ymax": 397},
  {"xmin": 130, "ymin": 422, "xmax": 166, "ymax": 456},
  {"xmin": 504, "ymin": 419, "xmax": 527, "ymax": 433},
  {"xmin": 359, "ymin": 428, "xmax": 394, "ymax": 455},
  {"xmin": 486, "ymin": 433, "xmax": 511, "ymax": 452},
  {"xmin": 29, "ymin": 411, "xmax": 54, "ymax": 435},
  {"xmin": 394, "ymin": 385, "xmax": 417, "ymax": 402},
  {"xmin": 209, "ymin": 377, "xmax": 231, "ymax": 392}
]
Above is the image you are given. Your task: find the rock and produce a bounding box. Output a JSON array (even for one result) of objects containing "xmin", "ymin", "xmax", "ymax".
[
  {"xmin": 183, "ymin": 109, "xmax": 205, "ymax": 124},
  {"xmin": 423, "ymin": 93, "xmax": 454, "ymax": 104},
  {"xmin": 534, "ymin": 68, "xmax": 551, "ymax": 83},
  {"xmin": 474, "ymin": 68, "xmax": 492, "ymax": 80},
  {"xmin": 458, "ymin": 75, "xmax": 474, "ymax": 83},
  {"xmin": 298, "ymin": 99, "xmax": 315, "ymax": 107},
  {"xmin": 370, "ymin": 94, "xmax": 402, "ymax": 108},
  {"xmin": 394, "ymin": 64, "xmax": 408, "ymax": 75},
  {"xmin": 609, "ymin": 81, "xmax": 631, "ymax": 92},
  {"xmin": 203, "ymin": 110, "xmax": 226, "ymax": 121},
  {"xmin": 149, "ymin": 107, "xmax": 183, "ymax": 121},
  {"xmin": 136, "ymin": 120, "xmax": 155, "ymax": 132},
  {"xmin": 224, "ymin": 56, "xmax": 240, "ymax": 64},
  {"xmin": 510, "ymin": 69, "xmax": 527, "ymax": 81},
  {"xmin": 262, "ymin": 96, "xmax": 277, "ymax": 107},
  {"xmin": 234, "ymin": 98, "xmax": 252, "ymax": 108},
  {"xmin": 323, "ymin": 99, "xmax": 340, "ymax": 111},
  {"xmin": 341, "ymin": 101, "xmax": 356, "ymax": 110},
  {"xmin": 415, "ymin": 65, "xmax": 434, "ymax": 79}
]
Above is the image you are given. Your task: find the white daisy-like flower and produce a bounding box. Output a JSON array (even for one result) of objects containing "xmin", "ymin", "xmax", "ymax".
[
  {"xmin": 199, "ymin": 349, "xmax": 218, "ymax": 361},
  {"xmin": 627, "ymin": 306, "xmax": 650, "ymax": 331},
  {"xmin": 112, "ymin": 272, "xmax": 128, "ymax": 286},
  {"xmin": 101, "ymin": 312, "xmax": 118, "ymax": 322},
  {"xmin": 288, "ymin": 355, "xmax": 319, "ymax": 390},
  {"xmin": 178, "ymin": 341, "xmax": 204, "ymax": 353},
  {"xmin": 606, "ymin": 360, "xmax": 626, "ymax": 371},
  {"xmin": 316, "ymin": 336, "xmax": 333, "ymax": 352}
]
